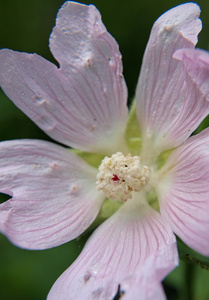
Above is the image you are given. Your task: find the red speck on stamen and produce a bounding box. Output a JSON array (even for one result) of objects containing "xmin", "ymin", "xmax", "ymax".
[{"xmin": 112, "ymin": 174, "xmax": 120, "ymax": 181}]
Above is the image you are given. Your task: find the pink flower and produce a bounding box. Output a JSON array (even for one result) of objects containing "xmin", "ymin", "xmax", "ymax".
[{"xmin": 0, "ymin": 1, "xmax": 209, "ymax": 299}]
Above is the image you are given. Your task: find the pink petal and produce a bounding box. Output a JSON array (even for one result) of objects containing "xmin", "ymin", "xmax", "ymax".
[
  {"xmin": 47, "ymin": 195, "xmax": 178, "ymax": 300},
  {"xmin": 158, "ymin": 48, "xmax": 209, "ymax": 148},
  {"xmin": 157, "ymin": 128, "xmax": 209, "ymax": 256},
  {"xmin": 123, "ymin": 281, "xmax": 165, "ymax": 300},
  {"xmin": 0, "ymin": 2, "xmax": 128, "ymax": 154},
  {"xmin": 0, "ymin": 139, "xmax": 104, "ymax": 249},
  {"xmin": 136, "ymin": 3, "xmax": 202, "ymax": 154},
  {"xmin": 122, "ymin": 258, "xmax": 166, "ymax": 300},
  {"xmin": 174, "ymin": 48, "xmax": 209, "ymax": 100}
]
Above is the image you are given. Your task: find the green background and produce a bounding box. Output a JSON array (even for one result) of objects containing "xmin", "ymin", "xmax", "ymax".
[{"xmin": 1, "ymin": 0, "xmax": 209, "ymax": 299}]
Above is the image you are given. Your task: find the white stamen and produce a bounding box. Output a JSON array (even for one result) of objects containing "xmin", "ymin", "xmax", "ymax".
[{"xmin": 96, "ymin": 152, "xmax": 149, "ymax": 202}]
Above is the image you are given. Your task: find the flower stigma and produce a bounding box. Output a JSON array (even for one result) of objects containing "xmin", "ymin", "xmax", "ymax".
[{"xmin": 96, "ymin": 152, "xmax": 149, "ymax": 202}]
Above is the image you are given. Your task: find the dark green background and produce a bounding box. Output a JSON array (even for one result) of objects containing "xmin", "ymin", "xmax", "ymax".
[{"xmin": 1, "ymin": 0, "xmax": 209, "ymax": 299}]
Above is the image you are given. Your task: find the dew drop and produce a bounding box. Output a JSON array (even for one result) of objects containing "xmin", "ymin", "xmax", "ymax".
[
  {"xmin": 84, "ymin": 272, "xmax": 91, "ymax": 283},
  {"xmin": 70, "ymin": 185, "xmax": 79, "ymax": 194},
  {"xmin": 89, "ymin": 124, "xmax": 96, "ymax": 131},
  {"xmin": 40, "ymin": 116, "xmax": 56, "ymax": 131},
  {"xmin": 50, "ymin": 162, "xmax": 57, "ymax": 169},
  {"xmin": 92, "ymin": 288, "xmax": 103, "ymax": 298},
  {"xmin": 102, "ymin": 87, "xmax": 107, "ymax": 94},
  {"xmin": 33, "ymin": 95, "xmax": 46, "ymax": 106},
  {"xmin": 61, "ymin": 26, "xmax": 68, "ymax": 33},
  {"xmin": 108, "ymin": 59, "xmax": 115, "ymax": 68}
]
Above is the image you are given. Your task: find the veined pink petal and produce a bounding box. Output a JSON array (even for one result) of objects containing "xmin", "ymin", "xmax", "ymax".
[
  {"xmin": 0, "ymin": 2, "xmax": 128, "ymax": 155},
  {"xmin": 123, "ymin": 281, "xmax": 165, "ymax": 300},
  {"xmin": 0, "ymin": 139, "xmax": 104, "ymax": 250},
  {"xmin": 136, "ymin": 3, "xmax": 202, "ymax": 155},
  {"xmin": 47, "ymin": 194, "xmax": 178, "ymax": 300},
  {"xmin": 174, "ymin": 47, "xmax": 209, "ymax": 99},
  {"xmin": 157, "ymin": 128, "xmax": 209, "ymax": 256},
  {"xmin": 122, "ymin": 257, "xmax": 166, "ymax": 300},
  {"xmin": 156, "ymin": 48, "xmax": 209, "ymax": 149}
]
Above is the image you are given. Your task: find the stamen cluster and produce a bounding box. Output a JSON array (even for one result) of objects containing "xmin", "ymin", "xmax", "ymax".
[{"xmin": 96, "ymin": 152, "xmax": 149, "ymax": 202}]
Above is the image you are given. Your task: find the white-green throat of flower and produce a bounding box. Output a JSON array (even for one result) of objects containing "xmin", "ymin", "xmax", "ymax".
[{"xmin": 96, "ymin": 152, "xmax": 149, "ymax": 202}]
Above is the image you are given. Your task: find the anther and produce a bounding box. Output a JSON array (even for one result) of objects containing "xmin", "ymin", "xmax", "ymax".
[{"xmin": 96, "ymin": 152, "xmax": 149, "ymax": 202}]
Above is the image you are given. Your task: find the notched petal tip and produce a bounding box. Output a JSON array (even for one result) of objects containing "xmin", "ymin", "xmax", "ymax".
[
  {"xmin": 154, "ymin": 2, "xmax": 202, "ymax": 45},
  {"xmin": 49, "ymin": 0, "xmax": 111, "ymax": 66},
  {"xmin": 136, "ymin": 2, "xmax": 204, "ymax": 153},
  {"xmin": 57, "ymin": 1, "xmax": 104, "ymax": 31},
  {"xmin": 0, "ymin": 139, "xmax": 104, "ymax": 250},
  {"xmin": 0, "ymin": 1, "xmax": 128, "ymax": 155},
  {"xmin": 48, "ymin": 0, "xmax": 128, "ymax": 153}
]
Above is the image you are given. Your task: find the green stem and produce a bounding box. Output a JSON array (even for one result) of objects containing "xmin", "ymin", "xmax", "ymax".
[{"xmin": 185, "ymin": 261, "xmax": 195, "ymax": 300}]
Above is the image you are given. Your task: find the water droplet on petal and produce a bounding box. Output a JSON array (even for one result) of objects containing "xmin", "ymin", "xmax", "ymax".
[
  {"xmin": 38, "ymin": 115, "xmax": 57, "ymax": 131},
  {"xmin": 61, "ymin": 26, "xmax": 68, "ymax": 33},
  {"xmin": 92, "ymin": 288, "xmax": 103, "ymax": 298},
  {"xmin": 84, "ymin": 271, "xmax": 91, "ymax": 282},
  {"xmin": 33, "ymin": 95, "xmax": 46, "ymax": 106}
]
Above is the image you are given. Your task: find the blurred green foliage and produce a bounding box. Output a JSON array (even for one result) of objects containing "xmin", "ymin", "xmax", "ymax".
[{"xmin": 1, "ymin": 0, "xmax": 209, "ymax": 299}]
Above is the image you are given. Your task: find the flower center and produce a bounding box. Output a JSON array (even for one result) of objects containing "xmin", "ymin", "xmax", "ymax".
[{"xmin": 96, "ymin": 152, "xmax": 149, "ymax": 202}]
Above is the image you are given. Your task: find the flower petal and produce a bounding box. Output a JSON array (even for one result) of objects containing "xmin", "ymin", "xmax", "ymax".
[
  {"xmin": 123, "ymin": 282, "xmax": 165, "ymax": 300},
  {"xmin": 0, "ymin": 139, "xmax": 104, "ymax": 249},
  {"xmin": 122, "ymin": 258, "xmax": 166, "ymax": 300},
  {"xmin": 159, "ymin": 48, "xmax": 209, "ymax": 149},
  {"xmin": 136, "ymin": 3, "xmax": 202, "ymax": 155},
  {"xmin": 47, "ymin": 193, "xmax": 178, "ymax": 300},
  {"xmin": 174, "ymin": 47, "xmax": 209, "ymax": 100},
  {"xmin": 0, "ymin": 2, "xmax": 128, "ymax": 154},
  {"xmin": 157, "ymin": 128, "xmax": 209, "ymax": 256}
]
